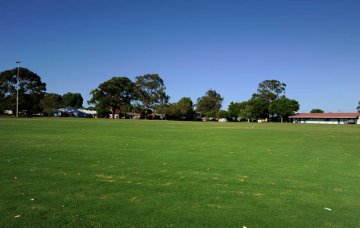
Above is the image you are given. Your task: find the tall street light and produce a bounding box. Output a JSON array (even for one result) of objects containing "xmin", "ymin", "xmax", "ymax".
[{"xmin": 16, "ymin": 61, "xmax": 21, "ymax": 117}]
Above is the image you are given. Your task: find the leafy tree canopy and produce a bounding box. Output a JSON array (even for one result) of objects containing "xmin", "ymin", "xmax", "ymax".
[
  {"xmin": 269, "ymin": 97, "xmax": 299, "ymax": 122},
  {"xmin": 248, "ymin": 98, "xmax": 270, "ymax": 120},
  {"xmin": 253, "ymin": 79, "xmax": 286, "ymax": 102},
  {"xmin": 176, "ymin": 97, "xmax": 195, "ymax": 118},
  {"xmin": 163, "ymin": 97, "xmax": 195, "ymax": 120},
  {"xmin": 196, "ymin": 89, "xmax": 223, "ymax": 117},
  {"xmin": 217, "ymin": 110, "xmax": 229, "ymax": 119},
  {"xmin": 227, "ymin": 102, "xmax": 246, "ymax": 118},
  {"xmin": 239, "ymin": 104, "xmax": 254, "ymax": 122},
  {"xmin": 63, "ymin": 92, "xmax": 83, "ymax": 108},
  {"xmin": 228, "ymin": 98, "xmax": 268, "ymax": 121},
  {"xmin": 135, "ymin": 74, "xmax": 169, "ymax": 111},
  {"xmin": 89, "ymin": 77, "xmax": 136, "ymax": 118},
  {"xmin": 41, "ymin": 93, "xmax": 63, "ymax": 116},
  {"xmin": 0, "ymin": 67, "xmax": 46, "ymax": 114}
]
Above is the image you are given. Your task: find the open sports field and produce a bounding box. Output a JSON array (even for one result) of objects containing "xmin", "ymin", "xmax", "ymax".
[{"xmin": 0, "ymin": 118, "xmax": 359, "ymax": 227}]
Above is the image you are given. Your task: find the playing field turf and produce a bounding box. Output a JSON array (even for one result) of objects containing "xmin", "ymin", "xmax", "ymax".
[{"xmin": 0, "ymin": 118, "xmax": 359, "ymax": 227}]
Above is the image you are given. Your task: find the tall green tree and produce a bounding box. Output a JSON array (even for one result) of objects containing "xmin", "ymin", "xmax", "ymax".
[
  {"xmin": 176, "ymin": 97, "xmax": 195, "ymax": 120},
  {"xmin": 163, "ymin": 97, "xmax": 195, "ymax": 120},
  {"xmin": 40, "ymin": 93, "xmax": 63, "ymax": 116},
  {"xmin": 228, "ymin": 98, "xmax": 268, "ymax": 121},
  {"xmin": 0, "ymin": 67, "xmax": 46, "ymax": 115},
  {"xmin": 239, "ymin": 104, "xmax": 254, "ymax": 122},
  {"xmin": 357, "ymin": 101, "xmax": 360, "ymax": 113},
  {"xmin": 135, "ymin": 74, "xmax": 169, "ymax": 112},
  {"xmin": 63, "ymin": 92, "xmax": 83, "ymax": 108},
  {"xmin": 269, "ymin": 97, "xmax": 299, "ymax": 122},
  {"xmin": 196, "ymin": 90, "xmax": 223, "ymax": 117},
  {"xmin": 89, "ymin": 77, "xmax": 136, "ymax": 118},
  {"xmin": 227, "ymin": 102, "xmax": 242, "ymax": 119},
  {"xmin": 253, "ymin": 79, "xmax": 286, "ymax": 102},
  {"xmin": 228, "ymin": 101, "xmax": 251, "ymax": 120},
  {"xmin": 217, "ymin": 110, "xmax": 229, "ymax": 119},
  {"xmin": 248, "ymin": 98, "xmax": 270, "ymax": 120}
]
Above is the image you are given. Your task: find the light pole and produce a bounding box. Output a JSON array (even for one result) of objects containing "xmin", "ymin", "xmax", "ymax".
[{"xmin": 16, "ymin": 61, "xmax": 21, "ymax": 117}]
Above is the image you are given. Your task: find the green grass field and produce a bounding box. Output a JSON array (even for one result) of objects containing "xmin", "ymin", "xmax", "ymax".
[{"xmin": 0, "ymin": 118, "xmax": 359, "ymax": 227}]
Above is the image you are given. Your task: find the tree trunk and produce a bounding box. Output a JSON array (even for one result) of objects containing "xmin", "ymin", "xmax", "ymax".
[{"xmin": 281, "ymin": 117, "xmax": 283, "ymax": 123}]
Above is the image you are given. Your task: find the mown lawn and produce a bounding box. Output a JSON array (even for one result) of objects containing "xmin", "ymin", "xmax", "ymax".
[{"xmin": 0, "ymin": 118, "xmax": 359, "ymax": 227}]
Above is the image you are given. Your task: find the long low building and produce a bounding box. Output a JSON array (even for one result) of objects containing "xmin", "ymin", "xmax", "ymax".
[
  {"xmin": 289, "ymin": 113, "xmax": 360, "ymax": 124},
  {"xmin": 53, "ymin": 107, "xmax": 97, "ymax": 118}
]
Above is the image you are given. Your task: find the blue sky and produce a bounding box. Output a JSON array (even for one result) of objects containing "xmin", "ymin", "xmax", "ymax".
[{"xmin": 1, "ymin": 0, "xmax": 359, "ymax": 112}]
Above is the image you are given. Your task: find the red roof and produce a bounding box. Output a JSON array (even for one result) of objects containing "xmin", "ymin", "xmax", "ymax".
[{"xmin": 289, "ymin": 113, "xmax": 360, "ymax": 118}]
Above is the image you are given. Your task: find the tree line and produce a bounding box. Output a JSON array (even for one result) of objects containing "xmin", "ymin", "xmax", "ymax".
[
  {"xmin": 0, "ymin": 68, "xmax": 83, "ymax": 116},
  {"xmin": 88, "ymin": 75, "xmax": 300, "ymax": 122},
  {"xmin": 1, "ymin": 67, "xmax": 359, "ymax": 120},
  {"xmin": 89, "ymin": 74, "xmax": 169, "ymax": 118},
  {"xmin": 0, "ymin": 68, "xmax": 303, "ymax": 121}
]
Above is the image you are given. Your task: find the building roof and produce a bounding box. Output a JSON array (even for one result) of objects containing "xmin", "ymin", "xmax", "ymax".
[{"xmin": 289, "ymin": 113, "xmax": 360, "ymax": 119}]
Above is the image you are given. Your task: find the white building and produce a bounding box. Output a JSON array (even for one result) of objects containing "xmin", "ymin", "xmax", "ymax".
[
  {"xmin": 53, "ymin": 107, "xmax": 97, "ymax": 118},
  {"xmin": 289, "ymin": 113, "xmax": 360, "ymax": 124}
]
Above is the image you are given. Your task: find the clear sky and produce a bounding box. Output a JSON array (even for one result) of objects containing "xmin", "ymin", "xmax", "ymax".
[{"xmin": 1, "ymin": 0, "xmax": 359, "ymax": 112}]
